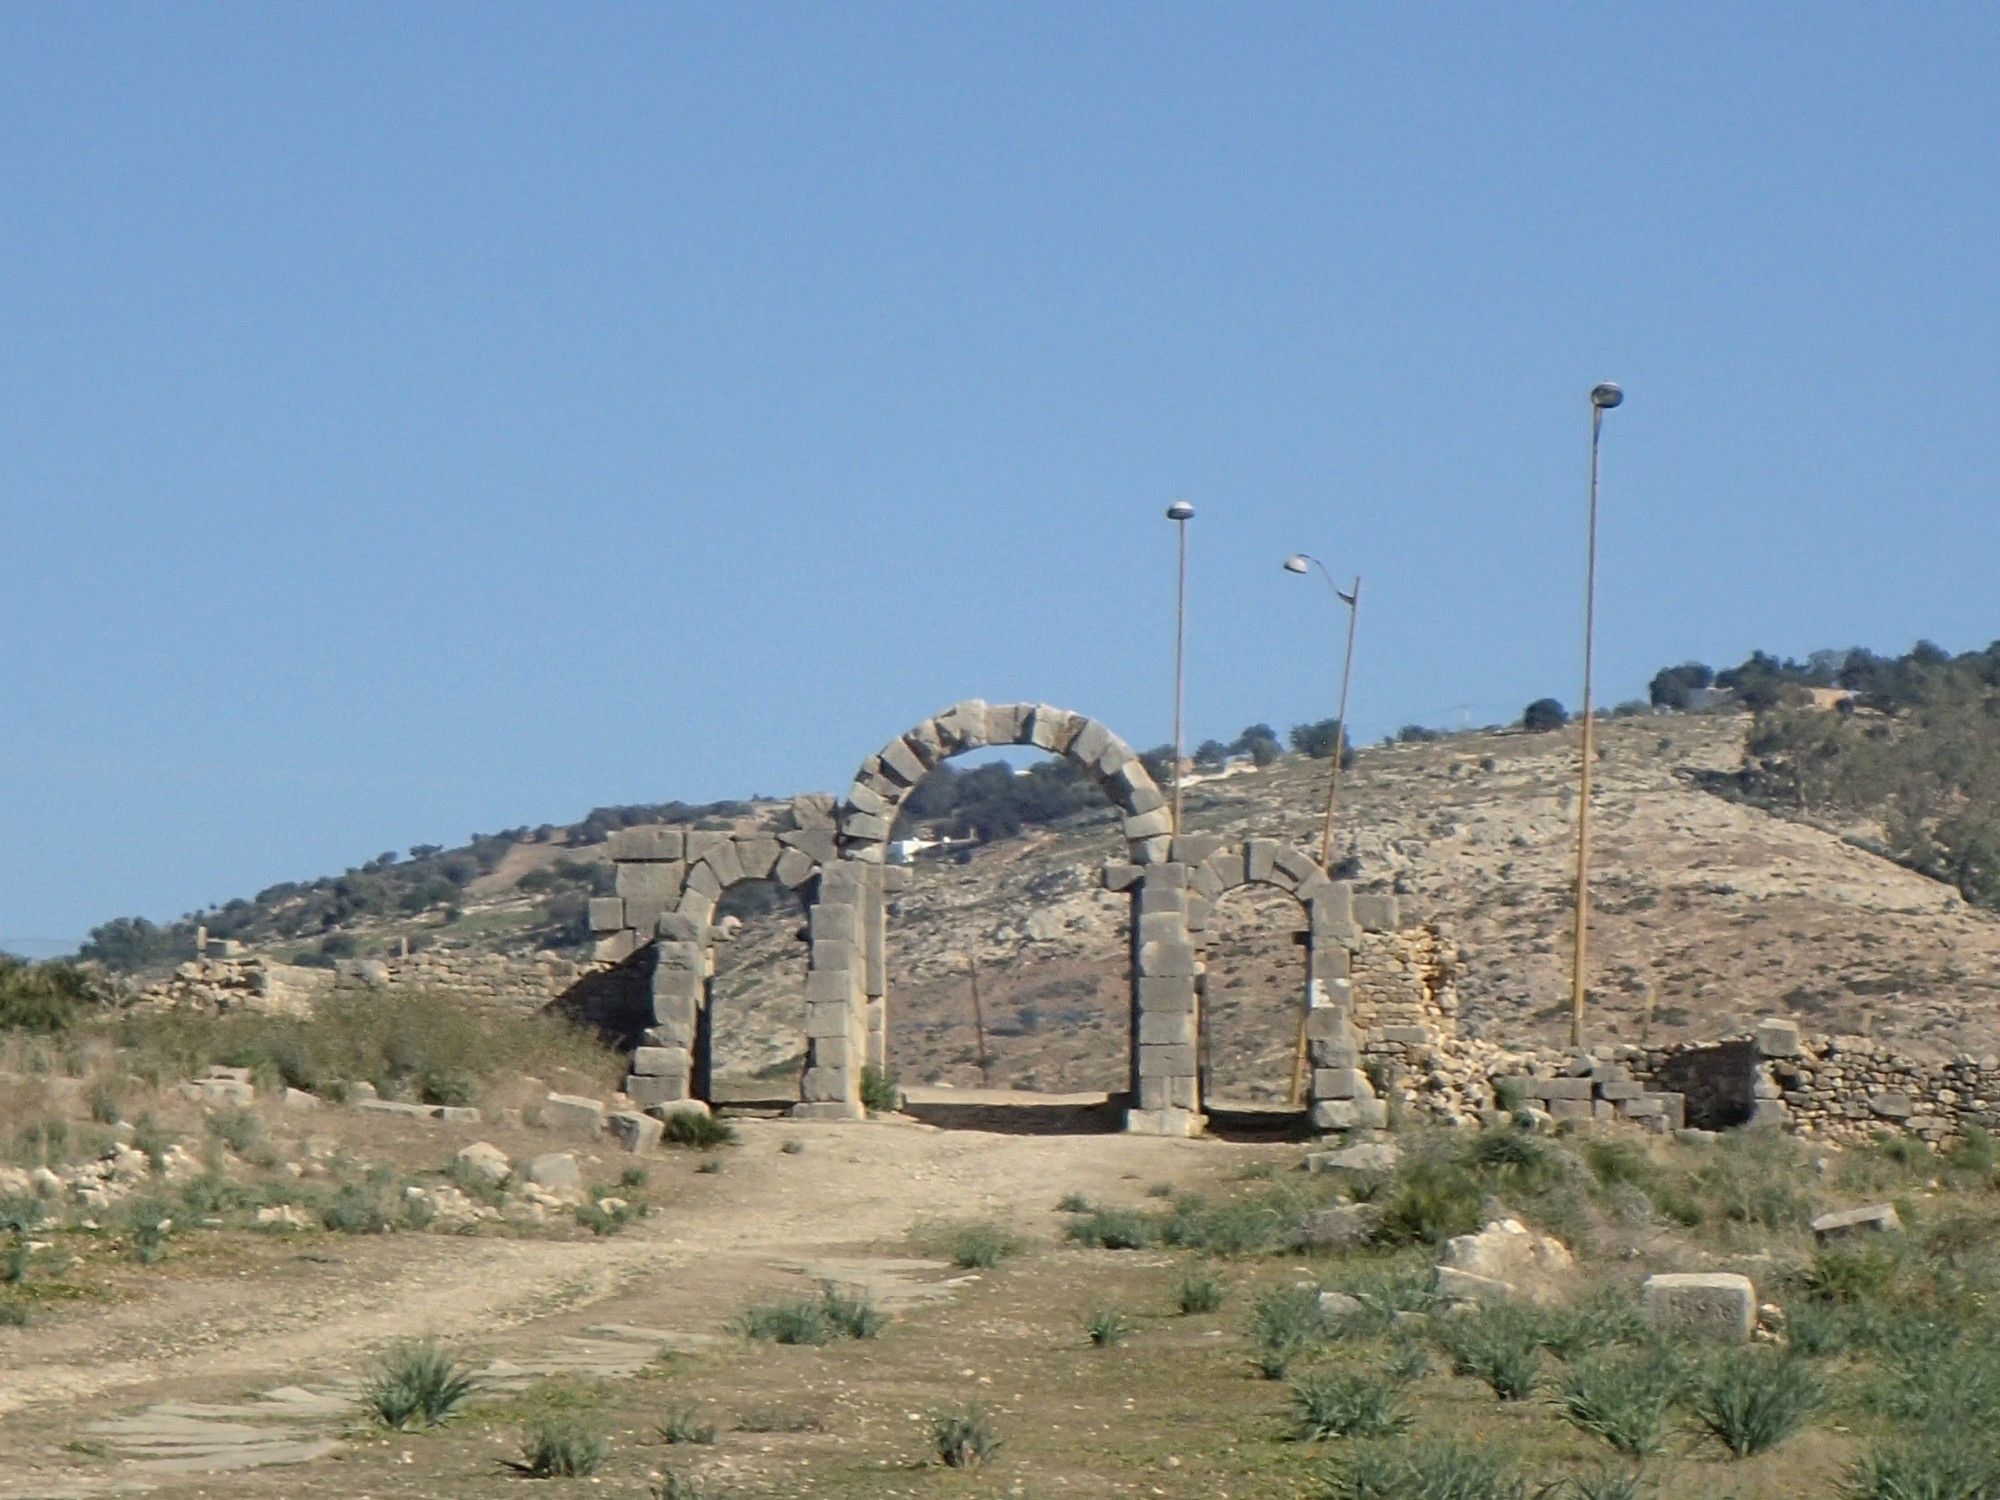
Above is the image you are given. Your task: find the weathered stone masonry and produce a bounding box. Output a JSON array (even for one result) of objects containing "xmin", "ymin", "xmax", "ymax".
[{"xmin": 590, "ymin": 699, "xmax": 1394, "ymax": 1134}]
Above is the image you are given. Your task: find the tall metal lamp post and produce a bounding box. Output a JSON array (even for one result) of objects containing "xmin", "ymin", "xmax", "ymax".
[
  {"xmin": 1570, "ymin": 381, "xmax": 1623, "ymax": 1051},
  {"xmin": 1283, "ymin": 555, "xmax": 1361, "ymax": 870},
  {"xmin": 1167, "ymin": 500, "xmax": 1195, "ymax": 834}
]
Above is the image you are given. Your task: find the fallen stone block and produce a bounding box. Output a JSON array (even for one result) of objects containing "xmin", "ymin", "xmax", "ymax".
[
  {"xmin": 454, "ymin": 1141, "xmax": 511, "ymax": 1186},
  {"xmin": 791, "ymin": 1100, "xmax": 865, "ymax": 1122},
  {"xmin": 542, "ymin": 1093, "xmax": 608, "ymax": 1135},
  {"xmin": 354, "ymin": 1099, "xmax": 444, "ymax": 1120},
  {"xmin": 1123, "ymin": 1106, "xmax": 1202, "ymax": 1137},
  {"xmin": 281, "ymin": 1087, "xmax": 319, "ymax": 1110},
  {"xmin": 526, "ymin": 1153, "xmax": 583, "ymax": 1192},
  {"xmin": 1755, "ymin": 1017, "xmax": 1802, "ymax": 1057},
  {"xmin": 179, "ymin": 1078, "xmax": 255, "ymax": 1107},
  {"xmin": 1306, "ymin": 1141, "xmax": 1401, "ymax": 1175},
  {"xmin": 645, "ymin": 1098, "xmax": 712, "ymax": 1125},
  {"xmin": 1312, "ymin": 1098, "xmax": 1389, "ymax": 1131},
  {"xmin": 1642, "ymin": 1272, "xmax": 1755, "ymax": 1341},
  {"xmin": 1434, "ymin": 1266, "xmax": 1516, "ymax": 1304},
  {"xmin": 1811, "ymin": 1204, "xmax": 1902, "ymax": 1243},
  {"xmin": 1440, "ymin": 1218, "xmax": 1572, "ymax": 1304},
  {"xmin": 437, "ymin": 1106, "xmax": 480, "ymax": 1124},
  {"xmin": 1296, "ymin": 1204, "xmax": 1381, "ymax": 1249},
  {"xmin": 606, "ymin": 1111, "xmax": 664, "ymax": 1154},
  {"xmin": 1317, "ymin": 1290, "xmax": 1365, "ymax": 1320}
]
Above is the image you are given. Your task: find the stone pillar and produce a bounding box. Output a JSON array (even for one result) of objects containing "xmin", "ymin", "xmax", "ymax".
[
  {"xmin": 1125, "ymin": 862, "xmax": 1203, "ymax": 1136},
  {"xmin": 1303, "ymin": 882, "xmax": 1384, "ymax": 1131},
  {"xmin": 625, "ymin": 915, "xmax": 702, "ymax": 1110},
  {"xmin": 796, "ymin": 864, "xmax": 867, "ymax": 1120}
]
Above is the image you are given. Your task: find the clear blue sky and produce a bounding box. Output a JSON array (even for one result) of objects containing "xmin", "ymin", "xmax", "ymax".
[{"xmin": 3, "ymin": 6, "xmax": 1996, "ymax": 953}]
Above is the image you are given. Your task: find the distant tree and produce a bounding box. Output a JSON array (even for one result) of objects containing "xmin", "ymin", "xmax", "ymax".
[
  {"xmin": 1648, "ymin": 661, "xmax": 1714, "ymax": 711},
  {"xmin": 1289, "ymin": 719, "xmax": 1343, "ymax": 760},
  {"xmin": 408, "ymin": 844, "xmax": 443, "ymax": 861},
  {"xmin": 1522, "ymin": 698, "xmax": 1569, "ymax": 733},
  {"xmin": 1138, "ymin": 745, "xmax": 1177, "ymax": 786},
  {"xmin": 1192, "ymin": 739, "xmax": 1230, "ymax": 769},
  {"xmin": 79, "ymin": 916, "xmax": 182, "ymax": 973},
  {"xmin": 1233, "ymin": 724, "xmax": 1282, "ymax": 767},
  {"xmin": 0, "ymin": 957, "xmax": 96, "ymax": 1032},
  {"xmin": 1396, "ymin": 724, "xmax": 1443, "ymax": 743}
]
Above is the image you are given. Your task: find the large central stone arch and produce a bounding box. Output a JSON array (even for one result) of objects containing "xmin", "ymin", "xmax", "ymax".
[{"xmin": 809, "ymin": 701, "xmax": 1176, "ymax": 1121}]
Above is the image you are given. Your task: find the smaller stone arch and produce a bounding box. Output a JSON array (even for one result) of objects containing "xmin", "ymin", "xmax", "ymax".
[
  {"xmin": 616, "ymin": 802, "xmax": 835, "ymax": 1115},
  {"xmin": 1177, "ymin": 838, "xmax": 1383, "ymax": 1130},
  {"xmin": 838, "ymin": 701, "xmax": 1173, "ymax": 865}
]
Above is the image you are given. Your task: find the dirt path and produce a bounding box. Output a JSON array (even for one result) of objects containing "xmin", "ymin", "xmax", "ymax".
[{"xmin": 0, "ymin": 1109, "xmax": 1238, "ymax": 1492}]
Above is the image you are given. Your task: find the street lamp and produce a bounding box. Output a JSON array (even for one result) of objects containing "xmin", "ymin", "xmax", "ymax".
[
  {"xmin": 1570, "ymin": 381, "xmax": 1623, "ymax": 1051},
  {"xmin": 1166, "ymin": 500, "xmax": 1195, "ymax": 835},
  {"xmin": 1283, "ymin": 554, "xmax": 1361, "ymax": 870}
]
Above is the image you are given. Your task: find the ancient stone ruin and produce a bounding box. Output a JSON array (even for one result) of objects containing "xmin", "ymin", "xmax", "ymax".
[{"xmin": 586, "ymin": 698, "xmax": 1400, "ymax": 1134}]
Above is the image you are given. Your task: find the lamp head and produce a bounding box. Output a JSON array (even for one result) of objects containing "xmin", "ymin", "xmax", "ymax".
[
  {"xmin": 1282, "ymin": 555, "xmax": 1311, "ymax": 574},
  {"xmin": 1591, "ymin": 382, "xmax": 1624, "ymax": 410},
  {"xmin": 1165, "ymin": 499, "xmax": 1195, "ymax": 521}
]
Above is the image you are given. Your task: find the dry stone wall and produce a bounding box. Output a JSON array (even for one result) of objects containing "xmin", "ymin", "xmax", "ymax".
[{"xmin": 134, "ymin": 950, "xmax": 582, "ymax": 1018}]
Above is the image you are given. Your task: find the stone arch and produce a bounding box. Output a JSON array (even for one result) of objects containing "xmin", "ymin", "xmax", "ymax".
[
  {"xmin": 838, "ymin": 701, "xmax": 1173, "ymax": 865},
  {"xmin": 823, "ymin": 702, "xmax": 1171, "ymax": 1122},
  {"xmin": 618, "ymin": 809, "xmax": 833, "ymax": 1115},
  {"xmin": 1178, "ymin": 838, "xmax": 1383, "ymax": 1129}
]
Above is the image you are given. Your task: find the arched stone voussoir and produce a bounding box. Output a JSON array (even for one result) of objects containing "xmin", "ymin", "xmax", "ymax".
[{"xmin": 843, "ymin": 700, "xmax": 1167, "ymax": 863}]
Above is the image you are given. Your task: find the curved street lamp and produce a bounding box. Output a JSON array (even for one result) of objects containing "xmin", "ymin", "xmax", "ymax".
[
  {"xmin": 1571, "ymin": 381, "xmax": 1623, "ymax": 1050},
  {"xmin": 1166, "ymin": 500, "xmax": 1195, "ymax": 835},
  {"xmin": 1283, "ymin": 554, "xmax": 1361, "ymax": 869}
]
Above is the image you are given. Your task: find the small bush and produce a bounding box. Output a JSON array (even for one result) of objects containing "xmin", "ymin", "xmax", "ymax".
[
  {"xmin": 694, "ymin": 1157, "xmax": 724, "ymax": 1174},
  {"xmin": 1436, "ymin": 1305, "xmax": 1543, "ymax": 1401},
  {"xmin": 1327, "ymin": 1438, "xmax": 1524, "ymax": 1500},
  {"xmin": 1375, "ymin": 1160, "xmax": 1485, "ymax": 1246},
  {"xmin": 1249, "ymin": 1286, "xmax": 1325, "ymax": 1380},
  {"xmin": 1065, "ymin": 1207, "xmax": 1157, "ymax": 1250},
  {"xmin": 1160, "ymin": 1191, "xmax": 1298, "ymax": 1255},
  {"xmin": 1687, "ymin": 1350, "xmax": 1819, "ymax": 1459},
  {"xmin": 651, "ymin": 1475, "xmax": 706, "ymax": 1500},
  {"xmin": 1848, "ymin": 1433, "xmax": 2000, "ymax": 1500},
  {"xmin": 363, "ymin": 1340, "xmax": 478, "ymax": 1430},
  {"xmin": 1085, "ymin": 1306, "xmax": 1130, "ymax": 1347},
  {"xmin": 205, "ymin": 1107, "xmax": 260, "ymax": 1156},
  {"xmin": 820, "ymin": 1282, "xmax": 886, "ymax": 1340},
  {"xmin": 1175, "ymin": 1266, "xmax": 1229, "ymax": 1315},
  {"xmin": 1558, "ymin": 1351, "xmax": 1684, "ymax": 1457},
  {"xmin": 519, "ymin": 1415, "xmax": 610, "ymax": 1477},
  {"xmin": 574, "ymin": 1199, "xmax": 638, "ymax": 1236},
  {"xmin": 929, "ymin": 1403, "xmax": 998, "ymax": 1469},
  {"xmin": 738, "ymin": 1297, "xmax": 833, "ymax": 1346},
  {"xmin": 858, "ymin": 1065, "xmax": 902, "ymax": 1114},
  {"xmin": 664, "ymin": 1112, "xmax": 737, "ymax": 1150},
  {"xmin": 0, "ymin": 1297, "xmax": 26, "ymax": 1327},
  {"xmin": 123, "ymin": 1198, "xmax": 173, "ymax": 1265},
  {"xmin": 322, "ymin": 1184, "xmax": 390, "ymax": 1235},
  {"xmin": 1290, "ymin": 1371, "xmax": 1412, "ymax": 1440},
  {"xmin": 656, "ymin": 1404, "xmax": 717, "ymax": 1445},
  {"xmin": 1465, "ymin": 1129, "xmax": 1565, "ymax": 1194},
  {"xmin": 947, "ymin": 1221, "xmax": 1024, "ymax": 1269},
  {"xmin": 1056, "ymin": 1192, "xmax": 1091, "ymax": 1213},
  {"xmin": 85, "ymin": 1077, "xmax": 126, "ymax": 1125}
]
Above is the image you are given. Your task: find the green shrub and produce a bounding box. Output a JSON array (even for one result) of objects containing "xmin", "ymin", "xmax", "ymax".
[
  {"xmin": 1065, "ymin": 1208, "xmax": 1157, "ymax": 1250},
  {"xmin": 205, "ymin": 1107, "xmax": 260, "ymax": 1156},
  {"xmin": 362, "ymin": 1340, "xmax": 478, "ymax": 1430},
  {"xmin": 858, "ymin": 1065, "xmax": 902, "ymax": 1114},
  {"xmin": 1465, "ymin": 1129, "xmax": 1565, "ymax": 1194},
  {"xmin": 1175, "ymin": 1266, "xmax": 1229, "ymax": 1315},
  {"xmin": 1056, "ymin": 1192, "xmax": 1092, "ymax": 1213},
  {"xmin": 321, "ymin": 1184, "xmax": 390, "ymax": 1235},
  {"xmin": 1375, "ymin": 1160, "xmax": 1485, "ymax": 1246},
  {"xmin": 1558, "ymin": 1351, "xmax": 1684, "ymax": 1457},
  {"xmin": 574, "ymin": 1198, "xmax": 638, "ymax": 1236},
  {"xmin": 1249, "ymin": 1286, "xmax": 1325, "ymax": 1380},
  {"xmin": 1327, "ymin": 1438, "xmax": 1524, "ymax": 1500},
  {"xmin": 1847, "ymin": 1433, "xmax": 2000, "ymax": 1500},
  {"xmin": 417, "ymin": 1067, "xmax": 477, "ymax": 1107},
  {"xmin": 651, "ymin": 1474, "xmax": 706, "ymax": 1500},
  {"xmin": 85, "ymin": 1077, "xmax": 126, "ymax": 1126},
  {"xmin": 947, "ymin": 1221, "xmax": 1024, "ymax": 1269},
  {"xmin": 1436, "ymin": 1305, "xmax": 1543, "ymax": 1401},
  {"xmin": 1085, "ymin": 1306, "xmax": 1130, "ymax": 1347},
  {"xmin": 519, "ymin": 1415, "xmax": 609, "ymax": 1477},
  {"xmin": 1687, "ymin": 1350, "xmax": 1819, "ymax": 1458},
  {"xmin": 1802, "ymin": 1248, "xmax": 1898, "ymax": 1307},
  {"xmin": 929, "ymin": 1403, "xmax": 997, "ymax": 1468},
  {"xmin": 738, "ymin": 1296, "xmax": 833, "ymax": 1346},
  {"xmin": 1290, "ymin": 1371, "xmax": 1412, "ymax": 1440},
  {"xmin": 820, "ymin": 1282, "xmax": 886, "ymax": 1340},
  {"xmin": 0, "ymin": 959, "xmax": 91, "ymax": 1033},
  {"xmin": 0, "ymin": 1297, "xmax": 26, "ymax": 1327},
  {"xmin": 1160, "ymin": 1190, "xmax": 1298, "ymax": 1255},
  {"xmin": 656, "ymin": 1404, "xmax": 717, "ymax": 1445},
  {"xmin": 663, "ymin": 1112, "xmax": 738, "ymax": 1150},
  {"xmin": 1536, "ymin": 1293, "xmax": 1650, "ymax": 1361},
  {"xmin": 123, "ymin": 1197, "xmax": 173, "ymax": 1265}
]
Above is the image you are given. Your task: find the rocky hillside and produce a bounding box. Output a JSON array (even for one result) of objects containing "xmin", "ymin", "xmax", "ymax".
[
  {"xmin": 107, "ymin": 712, "xmax": 2000, "ymax": 1098},
  {"xmin": 696, "ymin": 713, "xmax": 2000, "ymax": 1097}
]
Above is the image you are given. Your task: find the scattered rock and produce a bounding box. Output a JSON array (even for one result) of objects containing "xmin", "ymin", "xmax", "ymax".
[
  {"xmin": 605, "ymin": 1111, "xmax": 663, "ymax": 1154},
  {"xmin": 1811, "ymin": 1203, "xmax": 1903, "ymax": 1243},
  {"xmin": 281, "ymin": 1088, "xmax": 319, "ymax": 1109},
  {"xmin": 543, "ymin": 1092, "xmax": 608, "ymax": 1135},
  {"xmin": 1295, "ymin": 1203, "xmax": 1382, "ymax": 1250},
  {"xmin": 526, "ymin": 1153, "xmax": 584, "ymax": 1196},
  {"xmin": 1317, "ymin": 1290, "xmax": 1365, "ymax": 1319},
  {"xmin": 455, "ymin": 1141, "xmax": 512, "ymax": 1186},
  {"xmin": 1433, "ymin": 1219, "xmax": 1572, "ymax": 1305},
  {"xmin": 1306, "ymin": 1142, "xmax": 1401, "ymax": 1175},
  {"xmin": 1642, "ymin": 1272, "xmax": 1756, "ymax": 1342},
  {"xmin": 254, "ymin": 1205, "xmax": 312, "ymax": 1230}
]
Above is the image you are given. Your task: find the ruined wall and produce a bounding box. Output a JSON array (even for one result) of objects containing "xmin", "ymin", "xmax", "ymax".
[{"xmin": 133, "ymin": 951, "xmax": 585, "ymax": 1018}]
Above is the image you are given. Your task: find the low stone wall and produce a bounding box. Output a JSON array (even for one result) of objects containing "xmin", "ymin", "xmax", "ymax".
[{"xmin": 134, "ymin": 950, "xmax": 586, "ymax": 1018}]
